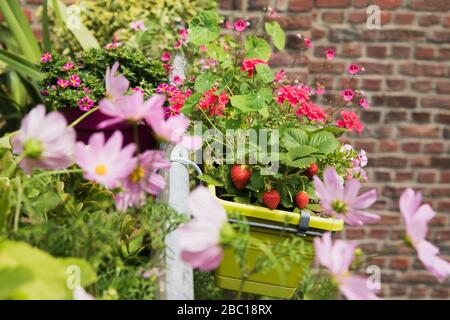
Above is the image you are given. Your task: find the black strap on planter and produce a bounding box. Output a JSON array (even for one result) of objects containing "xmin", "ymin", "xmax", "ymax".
[{"xmin": 296, "ymin": 211, "xmax": 310, "ymax": 237}]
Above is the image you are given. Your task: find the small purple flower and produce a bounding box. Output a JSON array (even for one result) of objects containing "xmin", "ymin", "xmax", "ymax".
[
  {"xmin": 78, "ymin": 97, "xmax": 94, "ymax": 111},
  {"xmin": 340, "ymin": 88, "xmax": 355, "ymax": 102}
]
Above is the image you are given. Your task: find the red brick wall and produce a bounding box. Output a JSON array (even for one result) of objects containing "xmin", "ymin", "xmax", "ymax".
[
  {"xmin": 221, "ymin": 0, "xmax": 450, "ymax": 299},
  {"xmin": 20, "ymin": 0, "xmax": 450, "ymax": 298}
]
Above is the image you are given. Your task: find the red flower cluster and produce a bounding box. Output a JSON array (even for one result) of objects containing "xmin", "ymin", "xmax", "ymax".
[
  {"xmin": 296, "ymin": 101, "xmax": 327, "ymax": 123},
  {"xmin": 157, "ymin": 83, "xmax": 191, "ymax": 116},
  {"xmin": 197, "ymin": 88, "xmax": 229, "ymax": 117},
  {"xmin": 336, "ymin": 111, "xmax": 364, "ymax": 134},
  {"xmin": 241, "ymin": 59, "xmax": 266, "ymax": 77},
  {"xmin": 276, "ymin": 85, "xmax": 309, "ymax": 106}
]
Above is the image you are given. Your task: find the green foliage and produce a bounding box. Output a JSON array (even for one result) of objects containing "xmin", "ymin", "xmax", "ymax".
[
  {"xmin": 296, "ymin": 268, "xmax": 339, "ymax": 300},
  {"xmin": 39, "ymin": 47, "xmax": 166, "ymax": 110},
  {"xmin": 264, "ymin": 21, "xmax": 285, "ymax": 50},
  {"xmin": 189, "ymin": 11, "xmax": 221, "ymax": 46},
  {"xmin": 0, "ymin": 240, "xmax": 95, "ymax": 300},
  {"xmin": 245, "ymin": 36, "xmax": 271, "ymax": 61}
]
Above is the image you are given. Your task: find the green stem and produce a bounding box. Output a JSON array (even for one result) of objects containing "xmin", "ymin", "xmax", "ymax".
[
  {"xmin": 14, "ymin": 177, "xmax": 22, "ymax": 233},
  {"xmin": 69, "ymin": 106, "xmax": 100, "ymax": 128},
  {"xmin": 5, "ymin": 153, "xmax": 26, "ymax": 178}
]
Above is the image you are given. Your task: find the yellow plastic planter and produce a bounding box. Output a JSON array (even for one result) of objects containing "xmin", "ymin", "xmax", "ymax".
[{"xmin": 209, "ymin": 186, "xmax": 344, "ymax": 299}]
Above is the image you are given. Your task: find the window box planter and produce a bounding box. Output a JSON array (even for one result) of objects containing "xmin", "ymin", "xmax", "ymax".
[{"xmin": 209, "ymin": 186, "xmax": 344, "ymax": 299}]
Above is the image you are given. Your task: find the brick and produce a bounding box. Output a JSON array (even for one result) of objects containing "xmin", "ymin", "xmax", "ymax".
[
  {"xmin": 371, "ymin": 157, "xmax": 407, "ymax": 168},
  {"xmin": 392, "ymin": 46, "xmax": 411, "ymax": 58},
  {"xmin": 389, "ymin": 285, "xmax": 407, "ymax": 297},
  {"xmin": 340, "ymin": 42, "xmax": 362, "ymax": 58},
  {"xmin": 374, "ymin": 171, "xmax": 391, "ymax": 181},
  {"xmin": 378, "ymin": 140, "xmax": 398, "ymax": 152},
  {"xmin": 412, "ymin": 112, "xmax": 430, "ymax": 123},
  {"xmin": 385, "ymin": 111, "xmax": 407, "ymax": 122},
  {"xmin": 410, "ymin": 285, "xmax": 429, "ymax": 298},
  {"xmin": 399, "ymin": 63, "xmax": 449, "ymax": 77},
  {"xmin": 436, "ymin": 82, "xmax": 450, "ymax": 94},
  {"xmin": 369, "ymin": 228, "xmax": 390, "ymax": 239},
  {"xmin": 409, "ymin": 0, "xmax": 450, "ymax": 12},
  {"xmin": 437, "ymin": 200, "xmax": 450, "ymax": 212},
  {"xmin": 346, "ymin": 228, "xmax": 365, "ymax": 239},
  {"xmin": 362, "ymin": 29, "xmax": 425, "ymax": 42},
  {"xmin": 367, "ymin": 46, "xmax": 387, "ymax": 58},
  {"xmin": 429, "ymin": 31, "xmax": 450, "ymax": 43},
  {"xmin": 414, "ymin": 47, "xmax": 435, "ymax": 60},
  {"xmin": 316, "ymin": 0, "xmax": 351, "ymax": 8},
  {"xmin": 402, "ymin": 142, "xmax": 421, "ymax": 153},
  {"xmin": 435, "ymin": 113, "xmax": 450, "ymax": 124},
  {"xmin": 219, "ymin": 0, "xmax": 234, "ymax": 10},
  {"xmin": 391, "ymin": 257, "xmax": 411, "ymax": 270},
  {"xmin": 386, "ymin": 79, "xmax": 406, "ymax": 91},
  {"xmin": 418, "ymin": 171, "xmax": 436, "ymax": 183},
  {"xmin": 362, "ymin": 79, "xmax": 382, "ymax": 91},
  {"xmin": 354, "ymin": 141, "xmax": 376, "ymax": 152},
  {"xmin": 394, "ymin": 13, "xmax": 415, "ymax": 25},
  {"xmin": 288, "ymin": 0, "xmax": 313, "ymax": 11},
  {"xmin": 361, "ymin": 111, "xmax": 381, "ymax": 123},
  {"xmin": 373, "ymin": 0, "xmax": 401, "ymax": 9},
  {"xmin": 322, "ymin": 12, "xmax": 343, "ymax": 23},
  {"xmin": 422, "ymin": 97, "xmax": 450, "ymax": 109},
  {"xmin": 396, "ymin": 172, "xmax": 413, "ymax": 181},
  {"xmin": 430, "ymin": 157, "xmax": 450, "ymax": 169},
  {"xmin": 373, "ymin": 95, "xmax": 416, "ymax": 109},
  {"xmin": 411, "ymin": 156, "xmax": 431, "ymax": 168},
  {"xmin": 431, "ymin": 288, "xmax": 450, "ymax": 299},
  {"xmin": 398, "ymin": 126, "xmax": 440, "ymax": 138},
  {"xmin": 248, "ymin": 0, "xmax": 270, "ymax": 10},
  {"xmin": 269, "ymin": 16, "xmax": 311, "ymax": 30},
  {"xmin": 441, "ymin": 171, "xmax": 450, "ymax": 183},
  {"xmin": 411, "ymin": 80, "xmax": 433, "ymax": 93},
  {"xmin": 418, "ymin": 14, "xmax": 440, "ymax": 26},
  {"xmin": 439, "ymin": 48, "xmax": 450, "ymax": 60},
  {"xmin": 444, "ymin": 15, "xmax": 450, "ymax": 28},
  {"xmin": 424, "ymin": 142, "xmax": 444, "ymax": 153}
]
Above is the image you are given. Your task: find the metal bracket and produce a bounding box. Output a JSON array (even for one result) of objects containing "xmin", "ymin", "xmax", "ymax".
[{"xmin": 296, "ymin": 211, "xmax": 311, "ymax": 237}]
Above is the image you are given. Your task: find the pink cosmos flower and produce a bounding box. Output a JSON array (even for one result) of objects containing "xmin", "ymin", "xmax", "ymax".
[
  {"xmin": 57, "ymin": 79, "xmax": 70, "ymax": 89},
  {"xmin": 313, "ymin": 167, "xmax": 380, "ymax": 226},
  {"xmin": 161, "ymin": 52, "xmax": 171, "ymax": 62},
  {"xmin": 314, "ymin": 233, "xmax": 379, "ymax": 300},
  {"xmin": 98, "ymin": 92, "xmax": 160, "ymax": 128},
  {"xmin": 75, "ymin": 131, "xmax": 136, "ymax": 189},
  {"xmin": 177, "ymin": 186, "xmax": 228, "ymax": 271},
  {"xmin": 145, "ymin": 95, "xmax": 202, "ymax": 150},
  {"xmin": 104, "ymin": 62, "xmax": 129, "ymax": 102},
  {"xmin": 400, "ymin": 189, "xmax": 450, "ymax": 282},
  {"xmin": 225, "ymin": 20, "xmax": 233, "ymax": 30},
  {"xmin": 69, "ymin": 74, "xmax": 81, "ymax": 87},
  {"xmin": 234, "ymin": 19, "xmax": 249, "ymax": 32},
  {"xmin": 325, "ymin": 48, "xmax": 335, "ymax": 60},
  {"xmin": 304, "ymin": 38, "xmax": 312, "ymax": 49},
  {"xmin": 129, "ymin": 20, "xmax": 147, "ymax": 31},
  {"xmin": 115, "ymin": 150, "xmax": 171, "ymax": 211},
  {"xmin": 77, "ymin": 96, "xmax": 94, "ymax": 112},
  {"xmin": 359, "ymin": 98, "xmax": 369, "ymax": 109},
  {"xmin": 341, "ymin": 88, "xmax": 355, "ymax": 102},
  {"xmin": 12, "ymin": 105, "xmax": 76, "ymax": 174},
  {"xmin": 63, "ymin": 62, "xmax": 75, "ymax": 71},
  {"xmin": 336, "ymin": 111, "xmax": 364, "ymax": 134},
  {"xmin": 348, "ymin": 64, "xmax": 361, "ymax": 75},
  {"xmin": 40, "ymin": 52, "xmax": 52, "ymax": 63},
  {"xmin": 171, "ymin": 74, "xmax": 184, "ymax": 86}
]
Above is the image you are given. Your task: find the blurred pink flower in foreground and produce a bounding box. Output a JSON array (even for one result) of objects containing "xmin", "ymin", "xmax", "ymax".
[
  {"xmin": 304, "ymin": 37, "xmax": 312, "ymax": 48},
  {"xmin": 314, "ymin": 233, "xmax": 379, "ymax": 300},
  {"xmin": 178, "ymin": 186, "xmax": 228, "ymax": 271},
  {"xmin": 115, "ymin": 150, "xmax": 171, "ymax": 211},
  {"xmin": 98, "ymin": 92, "xmax": 160, "ymax": 128},
  {"xmin": 145, "ymin": 95, "xmax": 202, "ymax": 150},
  {"xmin": 12, "ymin": 105, "xmax": 76, "ymax": 174},
  {"xmin": 75, "ymin": 131, "xmax": 136, "ymax": 189},
  {"xmin": 313, "ymin": 167, "xmax": 380, "ymax": 226},
  {"xmin": 104, "ymin": 62, "xmax": 129, "ymax": 102},
  {"xmin": 400, "ymin": 188, "xmax": 450, "ymax": 282}
]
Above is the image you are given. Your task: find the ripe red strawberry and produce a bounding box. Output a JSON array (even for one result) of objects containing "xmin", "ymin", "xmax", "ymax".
[
  {"xmin": 295, "ymin": 191, "xmax": 309, "ymax": 209},
  {"xmin": 261, "ymin": 190, "xmax": 280, "ymax": 210},
  {"xmin": 305, "ymin": 163, "xmax": 319, "ymax": 179},
  {"xmin": 230, "ymin": 165, "xmax": 252, "ymax": 190}
]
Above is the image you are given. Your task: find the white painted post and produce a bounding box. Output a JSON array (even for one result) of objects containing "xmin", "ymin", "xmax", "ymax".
[{"xmin": 158, "ymin": 144, "xmax": 194, "ymax": 300}]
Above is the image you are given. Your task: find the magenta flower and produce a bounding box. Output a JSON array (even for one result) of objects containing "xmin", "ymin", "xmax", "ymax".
[
  {"xmin": 225, "ymin": 20, "xmax": 233, "ymax": 30},
  {"xmin": 78, "ymin": 96, "xmax": 94, "ymax": 112},
  {"xmin": 325, "ymin": 48, "xmax": 335, "ymax": 60},
  {"xmin": 161, "ymin": 52, "xmax": 171, "ymax": 62},
  {"xmin": 129, "ymin": 20, "xmax": 147, "ymax": 31},
  {"xmin": 174, "ymin": 39, "xmax": 182, "ymax": 49},
  {"xmin": 145, "ymin": 95, "xmax": 202, "ymax": 150},
  {"xmin": 314, "ymin": 233, "xmax": 379, "ymax": 300},
  {"xmin": 75, "ymin": 131, "xmax": 136, "ymax": 189},
  {"xmin": 69, "ymin": 74, "xmax": 81, "ymax": 87},
  {"xmin": 400, "ymin": 189, "xmax": 450, "ymax": 282},
  {"xmin": 156, "ymin": 83, "xmax": 169, "ymax": 94},
  {"xmin": 304, "ymin": 38, "xmax": 312, "ymax": 49},
  {"xmin": 348, "ymin": 64, "xmax": 361, "ymax": 75},
  {"xmin": 177, "ymin": 186, "xmax": 229, "ymax": 271},
  {"xmin": 341, "ymin": 88, "xmax": 355, "ymax": 102},
  {"xmin": 171, "ymin": 74, "xmax": 184, "ymax": 86},
  {"xmin": 234, "ymin": 19, "xmax": 249, "ymax": 32},
  {"xmin": 179, "ymin": 29, "xmax": 188, "ymax": 42},
  {"xmin": 12, "ymin": 105, "xmax": 76, "ymax": 174},
  {"xmin": 359, "ymin": 97, "xmax": 369, "ymax": 109},
  {"xmin": 57, "ymin": 79, "xmax": 70, "ymax": 89},
  {"xmin": 336, "ymin": 111, "xmax": 364, "ymax": 134},
  {"xmin": 274, "ymin": 69, "xmax": 286, "ymax": 83},
  {"xmin": 132, "ymin": 87, "xmax": 144, "ymax": 94},
  {"xmin": 40, "ymin": 52, "xmax": 52, "ymax": 63},
  {"xmin": 313, "ymin": 167, "xmax": 380, "ymax": 226},
  {"xmin": 104, "ymin": 62, "xmax": 129, "ymax": 102},
  {"xmin": 98, "ymin": 92, "xmax": 157, "ymax": 128},
  {"xmin": 63, "ymin": 62, "xmax": 75, "ymax": 71}
]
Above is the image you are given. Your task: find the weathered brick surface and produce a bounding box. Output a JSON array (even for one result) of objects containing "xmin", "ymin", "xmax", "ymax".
[{"xmin": 22, "ymin": 0, "xmax": 450, "ymax": 299}]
